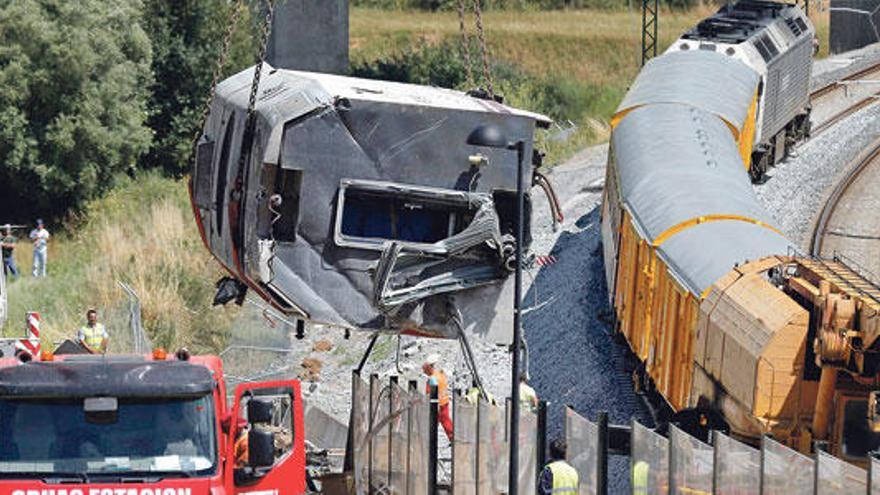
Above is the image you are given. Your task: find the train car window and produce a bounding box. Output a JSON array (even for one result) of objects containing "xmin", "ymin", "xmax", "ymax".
[
  {"xmin": 785, "ymin": 18, "xmax": 802, "ymax": 37},
  {"xmin": 215, "ymin": 118, "xmax": 236, "ymax": 236},
  {"xmin": 194, "ymin": 138, "xmax": 215, "ymax": 210},
  {"xmin": 272, "ymin": 169, "xmax": 302, "ymax": 242},
  {"xmin": 761, "ymin": 34, "xmax": 779, "ymax": 58},
  {"xmin": 795, "ymin": 17, "xmax": 808, "ymax": 34},
  {"xmin": 340, "ymin": 189, "xmax": 466, "ymax": 245},
  {"xmin": 754, "ymin": 39, "xmax": 772, "ymax": 63}
]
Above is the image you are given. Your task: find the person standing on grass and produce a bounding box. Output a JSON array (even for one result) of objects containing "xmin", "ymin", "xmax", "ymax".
[
  {"xmin": 1, "ymin": 226, "xmax": 18, "ymax": 280},
  {"xmin": 29, "ymin": 219, "xmax": 49, "ymax": 278}
]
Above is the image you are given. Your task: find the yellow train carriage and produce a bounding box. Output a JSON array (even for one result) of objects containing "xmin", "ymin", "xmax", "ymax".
[{"xmin": 602, "ymin": 49, "xmax": 880, "ymax": 460}]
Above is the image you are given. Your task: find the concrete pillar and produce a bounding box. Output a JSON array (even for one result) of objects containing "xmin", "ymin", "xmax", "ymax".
[{"xmin": 267, "ymin": 0, "xmax": 349, "ymax": 74}]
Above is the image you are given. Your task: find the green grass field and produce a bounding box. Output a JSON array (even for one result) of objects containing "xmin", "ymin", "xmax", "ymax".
[
  {"xmin": 351, "ymin": 6, "xmax": 830, "ymax": 163},
  {"xmin": 1, "ymin": 174, "xmax": 237, "ymax": 352}
]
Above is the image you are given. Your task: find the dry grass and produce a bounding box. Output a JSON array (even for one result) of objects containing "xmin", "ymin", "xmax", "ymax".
[
  {"xmin": 2, "ymin": 174, "xmax": 237, "ymax": 353},
  {"xmin": 352, "ymin": 6, "xmax": 714, "ymax": 88}
]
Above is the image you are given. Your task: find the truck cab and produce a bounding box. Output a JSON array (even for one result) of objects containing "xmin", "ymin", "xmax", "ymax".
[{"xmin": 0, "ymin": 351, "xmax": 306, "ymax": 495}]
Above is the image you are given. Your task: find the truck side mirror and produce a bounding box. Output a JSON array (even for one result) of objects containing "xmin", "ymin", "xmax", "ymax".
[
  {"xmin": 247, "ymin": 398, "xmax": 273, "ymax": 424},
  {"xmin": 248, "ymin": 429, "xmax": 275, "ymax": 468}
]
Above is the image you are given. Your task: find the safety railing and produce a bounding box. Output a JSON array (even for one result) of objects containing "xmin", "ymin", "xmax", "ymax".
[
  {"xmin": 563, "ymin": 408, "xmax": 880, "ymax": 495},
  {"xmin": 350, "ymin": 373, "xmax": 431, "ymax": 494},
  {"xmin": 349, "ymin": 381, "xmax": 880, "ymax": 494},
  {"xmin": 452, "ymin": 394, "xmax": 542, "ymax": 494}
]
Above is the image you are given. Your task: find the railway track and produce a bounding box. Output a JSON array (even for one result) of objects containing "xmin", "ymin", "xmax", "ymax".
[
  {"xmin": 811, "ymin": 61, "xmax": 880, "ymax": 135},
  {"xmin": 810, "ymin": 135, "xmax": 880, "ymax": 283}
]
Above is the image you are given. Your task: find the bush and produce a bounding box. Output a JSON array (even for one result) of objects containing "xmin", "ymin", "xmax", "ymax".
[{"xmin": 0, "ymin": 0, "xmax": 153, "ymax": 220}]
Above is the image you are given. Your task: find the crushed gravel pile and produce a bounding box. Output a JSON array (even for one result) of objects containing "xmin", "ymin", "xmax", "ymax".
[{"xmin": 755, "ymin": 103, "xmax": 880, "ymax": 247}]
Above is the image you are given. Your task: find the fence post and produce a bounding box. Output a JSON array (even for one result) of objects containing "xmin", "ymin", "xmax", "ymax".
[
  {"xmin": 598, "ymin": 411, "xmax": 609, "ymax": 495},
  {"xmin": 813, "ymin": 440, "xmax": 828, "ymax": 495},
  {"xmin": 759, "ymin": 434, "xmax": 767, "ymax": 495},
  {"xmin": 408, "ymin": 380, "xmax": 418, "ymax": 495},
  {"xmin": 389, "ymin": 375, "xmax": 398, "ymax": 490},
  {"xmin": 669, "ymin": 426, "xmax": 677, "ymax": 495},
  {"xmin": 711, "ymin": 430, "xmax": 719, "ymax": 495},
  {"xmin": 428, "ymin": 384, "xmax": 439, "ymax": 494},
  {"xmin": 536, "ymin": 400, "xmax": 548, "ymax": 475},
  {"xmin": 369, "ymin": 373, "xmax": 378, "ymax": 491},
  {"xmin": 476, "ymin": 394, "xmax": 482, "ymax": 493}
]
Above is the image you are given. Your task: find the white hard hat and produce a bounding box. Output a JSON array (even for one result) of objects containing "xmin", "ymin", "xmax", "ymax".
[{"xmin": 425, "ymin": 353, "xmax": 440, "ymax": 366}]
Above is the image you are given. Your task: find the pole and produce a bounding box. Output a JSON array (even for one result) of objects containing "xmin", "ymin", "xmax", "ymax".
[
  {"xmin": 508, "ymin": 139, "xmax": 526, "ymax": 495},
  {"xmin": 712, "ymin": 430, "xmax": 719, "ymax": 495},
  {"xmin": 597, "ymin": 411, "xmax": 609, "ymax": 495},
  {"xmin": 389, "ymin": 375, "xmax": 397, "ymax": 489},
  {"xmin": 428, "ymin": 384, "xmax": 439, "ymax": 493},
  {"xmin": 407, "ymin": 380, "xmax": 417, "ymax": 495}
]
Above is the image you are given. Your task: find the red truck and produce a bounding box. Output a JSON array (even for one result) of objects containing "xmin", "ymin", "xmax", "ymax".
[{"xmin": 0, "ymin": 349, "xmax": 307, "ymax": 495}]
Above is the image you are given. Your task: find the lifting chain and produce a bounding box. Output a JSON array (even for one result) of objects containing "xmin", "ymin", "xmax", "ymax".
[
  {"xmin": 471, "ymin": 0, "xmax": 494, "ymax": 98},
  {"xmin": 189, "ymin": 0, "xmax": 245, "ymax": 164},
  {"xmin": 233, "ymin": 0, "xmax": 277, "ymax": 201},
  {"xmin": 456, "ymin": 0, "xmax": 475, "ymax": 89}
]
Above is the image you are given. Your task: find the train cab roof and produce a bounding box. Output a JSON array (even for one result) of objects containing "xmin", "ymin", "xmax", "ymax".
[{"xmin": 682, "ymin": 0, "xmax": 801, "ymax": 44}]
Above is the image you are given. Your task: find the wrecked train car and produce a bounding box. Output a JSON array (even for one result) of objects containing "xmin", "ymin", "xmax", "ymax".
[{"xmin": 190, "ymin": 65, "xmax": 551, "ymax": 341}]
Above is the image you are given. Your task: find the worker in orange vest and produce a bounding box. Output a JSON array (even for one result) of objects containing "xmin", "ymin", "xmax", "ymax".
[{"xmin": 423, "ymin": 353, "xmax": 453, "ymax": 441}]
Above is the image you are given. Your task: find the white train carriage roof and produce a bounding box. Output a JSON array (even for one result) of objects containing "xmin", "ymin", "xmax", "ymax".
[
  {"xmin": 612, "ymin": 103, "xmax": 777, "ymax": 244},
  {"xmin": 658, "ymin": 220, "xmax": 794, "ymax": 296},
  {"xmin": 615, "ymin": 51, "xmax": 759, "ymax": 132}
]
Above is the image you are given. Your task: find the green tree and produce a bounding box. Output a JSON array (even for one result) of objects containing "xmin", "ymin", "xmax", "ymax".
[
  {"xmin": 141, "ymin": 0, "xmax": 255, "ymax": 176},
  {"xmin": 0, "ymin": 0, "xmax": 153, "ymax": 219}
]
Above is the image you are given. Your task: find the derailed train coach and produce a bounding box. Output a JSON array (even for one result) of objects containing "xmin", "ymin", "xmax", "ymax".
[
  {"xmin": 602, "ymin": 5, "xmax": 880, "ymax": 463},
  {"xmin": 190, "ymin": 65, "xmax": 551, "ymax": 341}
]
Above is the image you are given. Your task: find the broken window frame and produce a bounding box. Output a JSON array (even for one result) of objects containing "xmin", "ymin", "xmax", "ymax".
[
  {"xmin": 332, "ymin": 179, "xmax": 516, "ymax": 309},
  {"xmin": 334, "ymin": 179, "xmax": 499, "ymax": 255}
]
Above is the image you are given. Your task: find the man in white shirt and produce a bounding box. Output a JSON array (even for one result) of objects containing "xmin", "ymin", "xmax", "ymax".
[{"xmin": 29, "ymin": 219, "xmax": 49, "ymax": 278}]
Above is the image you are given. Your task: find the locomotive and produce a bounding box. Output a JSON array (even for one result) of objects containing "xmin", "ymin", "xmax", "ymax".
[{"xmin": 666, "ymin": 0, "xmax": 815, "ymax": 181}]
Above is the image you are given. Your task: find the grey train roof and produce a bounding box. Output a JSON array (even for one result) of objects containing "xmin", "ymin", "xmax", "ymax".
[
  {"xmin": 616, "ymin": 50, "xmax": 759, "ymax": 130},
  {"xmin": 613, "ymin": 103, "xmax": 776, "ymax": 243},
  {"xmin": 204, "ymin": 65, "xmax": 551, "ymax": 340},
  {"xmin": 658, "ymin": 220, "xmax": 793, "ymax": 295}
]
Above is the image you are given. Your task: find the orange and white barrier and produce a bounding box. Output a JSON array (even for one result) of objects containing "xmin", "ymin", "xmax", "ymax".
[{"xmin": 15, "ymin": 311, "xmax": 41, "ymax": 358}]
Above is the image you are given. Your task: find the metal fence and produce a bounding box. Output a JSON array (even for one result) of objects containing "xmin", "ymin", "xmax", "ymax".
[
  {"xmin": 562, "ymin": 408, "xmax": 880, "ymax": 495},
  {"xmin": 351, "ymin": 373, "xmax": 432, "ymax": 494},
  {"xmin": 452, "ymin": 395, "xmax": 541, "ymax": 494},
  {"xmin": 349, "ymin": 380, "xmax": 880, "ymax": 494}
]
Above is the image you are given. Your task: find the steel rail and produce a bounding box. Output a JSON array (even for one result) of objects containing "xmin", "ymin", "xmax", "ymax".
[
  {"xmin": 810, "ymin": 136, "xmax": 880, "ymax": 256},
  {"xmin": 810, "ymin": 61, "xmax": 880, "ymax": 136}
]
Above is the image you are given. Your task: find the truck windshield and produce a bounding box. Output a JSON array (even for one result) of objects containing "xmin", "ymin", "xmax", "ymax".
[{"xmin": 0, "ymin": 396, "xmax": 216, "ymax": 477}]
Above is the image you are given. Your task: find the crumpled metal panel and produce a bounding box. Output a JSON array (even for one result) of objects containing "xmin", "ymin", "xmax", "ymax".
[
  {"xmin": 616, "ymin": 50, "xmax": 759, "ymax": 131},
  {"xmin": 612, "ymin": 103, "xmax": 776, "ymax": 244},
  {"xmin": 198, "ymin": 65, "xmax": 550, "ymax": 341},
  {"xmin": 658, "ymin": 220, "xmax": 793, "ymax": 296}
]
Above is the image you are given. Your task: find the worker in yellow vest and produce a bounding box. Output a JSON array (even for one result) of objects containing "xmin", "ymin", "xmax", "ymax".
[
  {"xmin": 519, "ymin": 372, "xmax": 539, "ymax": 413},
  {"xmin": 632, "ymin": 460, "xmax": 649, "ymax": 495},
  {"xmin": 538, "ymin": 438, "xmax": 579, "ymax": 495},
  {"xmin": 77, "ymin": 308, "xmax": 109, "ymax": 354}
]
